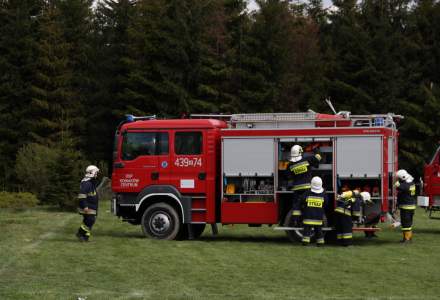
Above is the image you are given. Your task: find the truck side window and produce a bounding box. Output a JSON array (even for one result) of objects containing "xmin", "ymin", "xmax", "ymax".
[
  {"xmin": 122, "ymin": 132, "xmax": 169, "ymax": 160},
  {"xmin": 175, "ymin": 132, "xmax": 202, "ymax": 155}
]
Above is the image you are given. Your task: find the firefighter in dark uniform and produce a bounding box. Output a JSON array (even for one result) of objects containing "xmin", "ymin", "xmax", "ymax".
[
  {"xmin": 395, "ymin": 169, "xmax": 416, "ymax": 243},
  {"xmin": 301, "ymin": 176, "xmax": 328, "ymax": 246},
  {"xmin": 76, "ymin": 165, "xmax": 100, "ymax": 242},
  {"xmin": 287, "ymin": 145, "xmax": 321, "ymax": 224},
  {"xmin": 334, "ymin": 190, "xmax": 371, "ymax": 246}
]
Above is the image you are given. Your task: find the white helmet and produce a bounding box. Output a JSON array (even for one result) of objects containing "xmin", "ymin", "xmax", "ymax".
[
  {"xmin": 85, "ymin": 165, "xmax": 100, "ymax": 178},
  {"xmin": 290, "ymin": 145, "xmax": 303, "ymax": 162},
  {"xmin": 311, "ymin": 176, "xmax": 324, "ymax": 193},
  {"xmin": 396, "ymin": 169, "xmax": 409, "ymax": 180},
  {"xmin": 360, "ymin": 191, "xmax": 372, "ymax": 204},
  {"xmin": 396, "ymin": 169, "xmax": 413, "ymax": 182}
]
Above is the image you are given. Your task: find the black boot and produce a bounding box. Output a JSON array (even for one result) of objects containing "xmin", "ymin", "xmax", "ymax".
[{"xmin": 76, "ymin": 228, "xmax": 87, "ymax": 242}]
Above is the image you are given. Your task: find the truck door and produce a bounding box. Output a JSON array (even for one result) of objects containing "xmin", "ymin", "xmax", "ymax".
[
  {"xmin": 170, "ymin": 130, "xmax": 206, "ymax": 194},
  {"xmin": 425, "ymin": 147, "xmax": 440, "ymax": 207},
  {"xmin": 112, "ymin": 130, "xmax": 170, "ymax": 192}
]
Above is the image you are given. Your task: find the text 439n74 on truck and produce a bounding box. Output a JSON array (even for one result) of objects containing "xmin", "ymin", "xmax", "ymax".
[{"xmin": 111, "ymin": 112, "xmax": 402, "ymax": 241}]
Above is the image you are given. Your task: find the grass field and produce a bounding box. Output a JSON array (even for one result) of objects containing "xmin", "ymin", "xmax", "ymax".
[{"xmin": 1, "ymin": 203, "xmax": 440, "ymax": 300}]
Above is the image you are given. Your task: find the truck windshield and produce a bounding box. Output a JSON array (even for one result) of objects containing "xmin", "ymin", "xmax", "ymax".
[{"xmin": 122, "ymin": 132, "xmax": 169, "ymax": 160}]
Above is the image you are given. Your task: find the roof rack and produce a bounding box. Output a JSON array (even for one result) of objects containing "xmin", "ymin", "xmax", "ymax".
[
  {"xmin": 189, "ymin": 111, "xmax": 403, "ymax": 129},
  {"xmin": 229, "ymin": 112, "xmax": 403, "ymax": 129},
  {"xmin": 231, "ymin": 112, "xmax": 317, "ymax": 123},
  {"xmin": 190, "ymin": 114, "xmax": 232, "ymax": 120}
]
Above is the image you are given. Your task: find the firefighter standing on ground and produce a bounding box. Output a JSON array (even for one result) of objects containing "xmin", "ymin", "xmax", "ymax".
[
  {"xmin": 287, "ymin": 145, "xmax": 321, "ymax": 225},
  {"xmin": 334, "ymin": 190, "xmax": 371, "ymax": 246},
  {"xmin": 395, "ymin": 169, "xmax": 416, "ymax": 243},
  {"xmin": 300, "ymin": 176, "xmax": 328, "ymax": 246},
  {"xmin": 76, "ymin": 165, "xmax": 100, "ymax": 242}
]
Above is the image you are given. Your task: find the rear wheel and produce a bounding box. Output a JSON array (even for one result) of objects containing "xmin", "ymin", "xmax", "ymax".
[{"xmin": 141, "ymin": 203, "xmax": 181, "ymax": 240}]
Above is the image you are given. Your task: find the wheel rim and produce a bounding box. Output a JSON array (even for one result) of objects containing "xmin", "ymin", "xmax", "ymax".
[{"xmin": 149, "ymin": 211, "xmax": 172, "ymax": 235}]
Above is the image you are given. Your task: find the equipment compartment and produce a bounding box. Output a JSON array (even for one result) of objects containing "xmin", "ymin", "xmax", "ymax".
[{"xmin": 223, "ymin": 176, "xmax": 274, "ymax": 203}]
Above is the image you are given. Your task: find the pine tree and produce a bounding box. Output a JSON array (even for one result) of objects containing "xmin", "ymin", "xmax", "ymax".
[
  {"xmin": 238, "ymin": 0, "xmax": 325, "ymax": 112},
  {"xmin": 123, "ymin": 0, "xmax": 194, "ymax": 117},
  {"xmin": 397, "ymin": 0, "xmax": 440, "ymax": 174},
  {"xmin": 57, "ymin": 0, "xmax": 94, "ymax": 151},
  {"xmin": 28, "ymin": 1, "xmax": 74, "ymax": 145},
  {"xmin": 88, "ymin": 0, "xmax": 136, "ymax": 163},
  {"xmin": 189, "ymin": 0, "xmax": 233, "ymax": 113},
  {"xmin": 45, "ymin": 128, "xmax": 85, "ymax": 209},
  {"xmin": 322, "ymin": 0, "xmax": 374, "ymax": 113},
  {"xmin": 0, "ymin": 0, "xmax": 42, "ymax": 189},
  {"xmin": 222, "ymin": 0, "xmax": 261, "ymax": 113}
]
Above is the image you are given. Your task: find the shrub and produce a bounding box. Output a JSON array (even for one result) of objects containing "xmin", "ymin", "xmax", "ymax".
[
  {"xmin": 15, "ymin": 143, "xmax": 58, "ymax": 200},
  {"xmin": 46, "ymin": 146, "xmax": 88, "ymax": 210},
  {"xmin": 0, "ymin": 192, "xmax": 39, "ymax": 209},
  {"xmin": 15, "ymin": 142, "xmax": 90, "ymax": 210}
]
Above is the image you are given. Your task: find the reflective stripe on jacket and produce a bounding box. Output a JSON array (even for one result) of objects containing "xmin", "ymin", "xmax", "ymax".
[
  {"xmin": 288, "ymin": 154, "xmax": 321, "ymax": 191},
  {"xmin": 396, "ymin": 181, "xmax": 416, "ymax": 210}
]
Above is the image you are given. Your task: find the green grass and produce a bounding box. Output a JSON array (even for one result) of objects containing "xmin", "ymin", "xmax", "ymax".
[{"xmin": 1, "ymin": 204, "xmax": 440, "ymax": 300}]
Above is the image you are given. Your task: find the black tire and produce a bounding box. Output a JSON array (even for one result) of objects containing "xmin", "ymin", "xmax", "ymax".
[{"xmin": 141, "ymin": 203, "xmax": 181, "ymax": 240}]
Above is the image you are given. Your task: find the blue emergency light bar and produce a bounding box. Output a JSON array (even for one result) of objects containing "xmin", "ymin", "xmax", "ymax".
[{"xmin": 125, "ymin": 114, "xmax": 156, "ymax": 122}]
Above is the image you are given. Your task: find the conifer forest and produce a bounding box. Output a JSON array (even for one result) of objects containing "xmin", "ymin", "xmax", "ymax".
[{"xmin": 1, "ymin": 0, "xmax": 439, "ymax": 206}]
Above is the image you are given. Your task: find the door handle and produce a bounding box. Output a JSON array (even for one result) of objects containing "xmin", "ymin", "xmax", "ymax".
[
  {"xmin": 114, "ymin": 162, "xmax": 125, "ymax": 169},
  {"xmin": 151, "ymin": 172, "xmax": 159, "ymax": 180},
  {"xmin": 198, "ymin": 172, "xmax": 206, "ymax": 180}
]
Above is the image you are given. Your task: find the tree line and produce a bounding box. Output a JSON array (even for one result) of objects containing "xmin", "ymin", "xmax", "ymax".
[{"xmin": 1, "ymin": 0, "xmax": 439, "ymax": 205}]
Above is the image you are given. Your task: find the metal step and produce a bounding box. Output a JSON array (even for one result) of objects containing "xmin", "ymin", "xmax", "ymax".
[
  {"xmin": 274, "ymin": 226, "xmax": 381, "ymax": 232},
  {"xmin": 191, "ymin": 208, "xmax": 207, "ymax": 212},
  {"xmin": 274, "ymin": 227, "xmax": 334, "ymax": 231}
]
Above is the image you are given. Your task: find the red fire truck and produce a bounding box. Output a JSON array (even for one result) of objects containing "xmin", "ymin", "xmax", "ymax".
[
  {"xmin": 422, "ymin": 145, "xmax": 440, "ymax": 217},
  {"xmin": 111, "ymin": 112, "xmax": 401, "ymax": 240}
]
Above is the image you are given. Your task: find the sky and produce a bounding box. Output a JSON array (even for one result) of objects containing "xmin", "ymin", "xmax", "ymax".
[{"xmin": 248, "ymin": 0, "xmax": 334, "ymax": 11}]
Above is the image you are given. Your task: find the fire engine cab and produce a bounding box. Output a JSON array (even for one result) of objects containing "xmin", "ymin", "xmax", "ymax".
[
  {"xmin": 111, "ymin": 111, "xmax": 401, "ymax": 241},
  {"xmin": 422, "ymin": 145, "xmax": 440, "ymax": 217}
]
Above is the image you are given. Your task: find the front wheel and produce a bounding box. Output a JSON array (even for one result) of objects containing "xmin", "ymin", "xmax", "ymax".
[{"xmin": 141, "ymin": 203, "xmax": 181, "ymax": 240}]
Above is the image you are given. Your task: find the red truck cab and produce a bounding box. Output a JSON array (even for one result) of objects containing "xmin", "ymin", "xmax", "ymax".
[
  {"xmin": 112, "ymin": 117, "xmax": 226, "ymax": 239},
  {"xmin": 423, "ymin": 146, "xmax": 440, "ymax": 213}
]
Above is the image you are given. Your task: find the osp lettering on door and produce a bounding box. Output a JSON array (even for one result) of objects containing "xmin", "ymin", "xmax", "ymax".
[
  {"xmin": 174, "ymin": 157, "xmax": 202, "ymax": 168},
  {"xmin": 120, "ymin": 174, "xmax": 140, "ymax": 188}
]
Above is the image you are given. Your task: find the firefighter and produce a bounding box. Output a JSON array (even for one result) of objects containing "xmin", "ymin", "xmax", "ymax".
[
  {"xmin": 76, "ymin": 165, "xmax": 100, "ymax": 242},
  {"xmin": 395, "ymin": 169, "xmax": 416, "ymax": 243},
  {"xmin": 334, "ymin": 190, "xmax": 371, "ymax": 246},
  {"xmin": 287, "ymin": 145, "xmax": 321, "ymax": 224},
  {"xmin": 300, "ymin": 176, "xmax": 328, "ymax": 246}
]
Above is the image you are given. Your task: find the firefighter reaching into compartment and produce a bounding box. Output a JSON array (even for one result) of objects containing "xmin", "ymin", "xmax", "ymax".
[
  {"xmin": 76, "ymin": 165, "xmax": 100, "ymax": 242},
  {"xmin": 334, "ymin": 190, "xmax": 372, "ymax": 246},
  {"xmin": 395, "ymin": 169, "xmax": 416, "ymax": 243},
  {"xmin": 300, "ymin": 176, "xmax": 328, "ymax": 246},
  {"xmin": 286, "ymin": 145, "xmax": 322, "ymax": 226}
]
